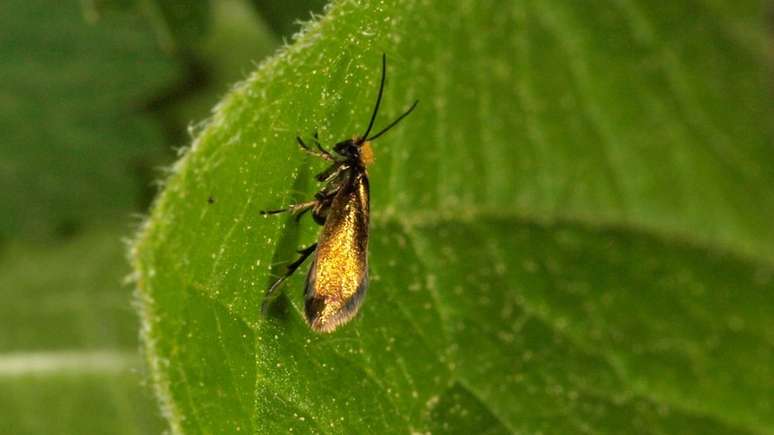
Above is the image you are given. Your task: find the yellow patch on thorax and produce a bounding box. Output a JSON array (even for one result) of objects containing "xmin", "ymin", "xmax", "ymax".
[{"xmin": 359, "ymin": 141, "xmax": 374, "ymax": 166}]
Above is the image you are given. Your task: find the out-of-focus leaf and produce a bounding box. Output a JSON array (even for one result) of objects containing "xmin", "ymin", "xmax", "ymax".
[
  {"xmin": 0, "ymin": 229, "xmax": 140, "ymax": 351},
  {"xmin": 156, "ymin": 0, "xmax": 280, "ymax": 134},
  {"xmin": 145, "ymin": 0, "xmax": 212, "ymax": 52},
  {"xmin": 85, "ymin": 0, "xmax": 212, "ymax": 52},
  {"xmin": 249, "ymin": 0, "xmax": 328, "ymax": 39},
  {"xmin": 0, "ymin": 227, "xmax": 165, "ymax": 433},
  {"xmin": 0, "ymin": 0, "xmax": 178, "ymax": 241},
  {"xmin": 0, "ymin": 365, "xmax": 162, "ymax": 435}
]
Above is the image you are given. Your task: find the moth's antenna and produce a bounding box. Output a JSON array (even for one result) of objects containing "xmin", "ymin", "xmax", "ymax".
[
  {"xmin": 360, "ymin": 53, "xmax": 387, "ymax": 143},
  {"xmin": 367, "ymin": 100, "xmax": 419, "ymax": 141}
]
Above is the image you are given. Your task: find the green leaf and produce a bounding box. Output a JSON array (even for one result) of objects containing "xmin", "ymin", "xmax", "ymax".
[
  {"xmin": 0, "ymin": 229, "xmax": 141, "ymax": 351},
  {"xmin": 101, "ymin": 0, "xmax": 213, "ymax": 53},
  {"xmin": 146, "ymin": 0, "xmax": 211, "ymax": 52},
  {"xmin": 0, "ymin": 228, "xmax": 165, "ymax": 434},
  {"xmin": 133, "ymin": 0, "xmax": 773, "ymax": 433}
]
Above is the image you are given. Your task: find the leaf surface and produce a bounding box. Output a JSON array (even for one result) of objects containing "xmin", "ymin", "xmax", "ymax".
[{"xmin": 133, "ymin": 0, "xmax": 774, "ymax": 433}]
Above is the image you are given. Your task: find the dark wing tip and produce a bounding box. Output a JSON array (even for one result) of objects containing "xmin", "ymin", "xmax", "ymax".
[{"xmin": 305, "ymin": 274, "xmax": 368, "ymax": 334}]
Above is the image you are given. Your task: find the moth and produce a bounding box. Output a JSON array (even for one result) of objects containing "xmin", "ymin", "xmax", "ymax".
[{"xmin": 261, "ymin": 54, "xmax": 418, "ymax": 332}]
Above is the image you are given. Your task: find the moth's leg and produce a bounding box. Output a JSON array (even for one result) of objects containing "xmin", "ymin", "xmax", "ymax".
[
  {"xmin": 311, "ymin": 131, "xmax": 335, "ymax": 160},
  {"xmin": 309, "ymin": 190, "xmax": 337, "ymax": 225},
  {"xmin": 280, "ymin": 190, "xmax": 333, "ymax": 224},
  {"xmin": 293, "ymin": 205, "xmax": 312, "ymax": 222},
  {"xmin": 261, "ymin": 243, "xmax": 318, "ymax": 313},
  {"xmin": 259, "ymin": 199, "xmax": 316, "ymax": 217},
  {"xmin": 305, "ymin": 178, "xmax": 343, "ymax": 225},
  {"xmin": 315, "ymin": 163, "xmax": 338, "ymax": 182},
  {"xmin": 316, "ymin": 162, "xmax": 349, "ymax": 183},
  {"xmin": 297, "ymin": 135, "xmax": 334, "ymax": 161}
]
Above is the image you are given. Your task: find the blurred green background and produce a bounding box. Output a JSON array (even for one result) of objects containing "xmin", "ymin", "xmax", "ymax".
[{"xmin": 0, "ymin": 0, "xmax": 322, "ymax": 433}]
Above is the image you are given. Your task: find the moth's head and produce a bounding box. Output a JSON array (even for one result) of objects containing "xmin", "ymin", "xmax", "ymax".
[
  {"xmin": 333, "ymin": 138, "xmax": 357, "ymax": 157},
  {"xmin": 333, "ymin": 137, "xmax": 374, "ymax": 167}
]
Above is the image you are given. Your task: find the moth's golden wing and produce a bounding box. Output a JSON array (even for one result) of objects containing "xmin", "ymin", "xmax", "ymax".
[{"xmin": 304, "ymin": 169, "xmax": 370, "ymax": 332}]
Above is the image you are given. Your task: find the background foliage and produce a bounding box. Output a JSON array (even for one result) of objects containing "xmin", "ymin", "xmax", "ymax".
[{"xmin": 132, "ymin": 0, "xmax": 773, "ymax": 434}]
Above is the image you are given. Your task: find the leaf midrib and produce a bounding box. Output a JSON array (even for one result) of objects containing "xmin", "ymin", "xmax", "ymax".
[{"xmin": 373, "ymin": 207, "xmax": 774, "ymax": 267}]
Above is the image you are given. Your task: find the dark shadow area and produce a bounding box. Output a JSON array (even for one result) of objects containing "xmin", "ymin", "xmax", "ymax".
[
  {"xmin": 129, "ymin": 156, "xmax": 164, "ymax": 213},
  {"xmin": 137, "ymin": 52, "xmax": 212, "ymax": 150},
  {"xmin": 53, "ymin": 217, "xmax": 82, "ymax": 241},
  {"xmin": 263, "ymin": 162, "xmax": 312, "ymax": 321},
  {"xmin": 249, "ymin": 0, "xmax": 327, "ymax": 39}
]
